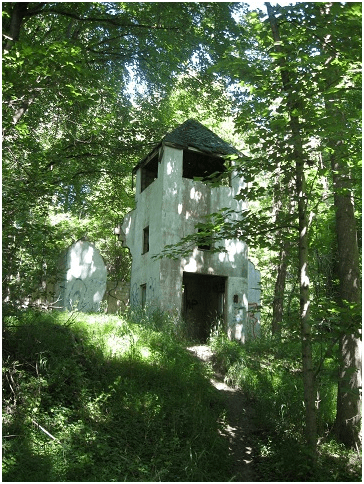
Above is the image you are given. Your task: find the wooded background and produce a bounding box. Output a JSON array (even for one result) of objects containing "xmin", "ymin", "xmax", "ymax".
[{"xmin": 2, "ymin": 1, "xmax": 361, "ymax": 457}]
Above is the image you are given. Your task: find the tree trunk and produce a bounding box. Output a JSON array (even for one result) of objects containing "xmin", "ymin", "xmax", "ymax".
[
  {"xmin": 330, "ymin": 143, "xmax": 362, "ymax": 448},
  {"xmin": 3, "ymin": 2, "xmax": 29, "ymax": 53},
  {"xmin": 319, "ymin": 2, "xmax": 362, "ymax": 447},
  {"xmin": 3, "ymin": 3, "xmax": 35, "ymax": 126},
  {"xmin": 272, "ymin": 245, "xmax": 288, "ymax": 336},
  {"xmin": 271, "ymin": 179, "xmax": 294, "ymax": 337},
  {"xmin": 265, "ymin": 2, "xmax": 317, "ymax": 460},
  {"xmin": 295, "ymin": 146, "xmax": 317, "ymax": 461}
]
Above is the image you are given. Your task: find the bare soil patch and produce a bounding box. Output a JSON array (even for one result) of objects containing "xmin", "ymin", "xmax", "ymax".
[{"xmin": 187, "ymin": 345, "xmax": 257, "ymax": 482}]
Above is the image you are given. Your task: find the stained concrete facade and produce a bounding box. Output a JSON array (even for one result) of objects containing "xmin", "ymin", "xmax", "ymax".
[
  {"xmin": 55, "ymin": 240, "xmax": 107, "ymax": 312},
  {"xmin": 122, "ymin": 120, "xmax": 260, "ymax": 342}
]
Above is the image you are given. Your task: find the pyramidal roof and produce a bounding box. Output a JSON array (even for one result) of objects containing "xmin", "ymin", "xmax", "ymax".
[
  {"xmin": 133, "ymin": 119, "xmax": 239, "ymax": 173},
  {"xmin": 162, "ymin": 119, "xmax": 239, "ymax": 156}
]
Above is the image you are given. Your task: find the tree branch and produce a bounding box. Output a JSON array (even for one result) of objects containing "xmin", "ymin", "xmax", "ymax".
[
  {"xmin": 4, "ymin": 2, "xmax": 29, "ymax": 52},
  {"xmin": 44, "ymin": 8, "xmax": 180, "ymax": 32},
  {"xmin": 32, "ymin": 419, "xmax": 64, "ymax": 447}
]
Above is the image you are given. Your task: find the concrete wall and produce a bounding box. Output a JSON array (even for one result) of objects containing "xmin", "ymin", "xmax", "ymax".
[
  {"xmin": 122, "ymin": 144, "xmax": 258, "ymax": 342},
  {"xmin": 247, "ymin": 260, "xmax": 261, "ymax": 338},
  {"xmin": 23, "ymin": 278, "xmax": 129, "ymax": 314},
  {"xmin": 55, "ymin": 240, "xmax": 107, "ymax": 312},
  {"xmin": 103, "ymin": 281, "xmax": 130, "ymax": 314}
]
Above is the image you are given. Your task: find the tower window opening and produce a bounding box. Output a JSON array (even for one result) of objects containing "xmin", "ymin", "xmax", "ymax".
[
  {"xmin": 140, "ymin": 153, "xmax": 159, "ymax": 192},
  {"xmin": 141, "ymin": 284, "xmax": 147, "ymax": 309},
  {"xmin": 142, "ymin": 226, "xmax": 150, "ymax": 254}
]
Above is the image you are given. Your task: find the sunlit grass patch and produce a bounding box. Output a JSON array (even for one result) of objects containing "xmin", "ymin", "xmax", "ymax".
[{"xmin": 3, "ymin": 309, "xmax": 231, "ymax": 482}]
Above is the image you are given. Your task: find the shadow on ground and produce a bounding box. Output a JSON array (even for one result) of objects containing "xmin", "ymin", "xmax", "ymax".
[{"xmin": 187, "ymin": 345, "xmax": 256, "ymax": 482}]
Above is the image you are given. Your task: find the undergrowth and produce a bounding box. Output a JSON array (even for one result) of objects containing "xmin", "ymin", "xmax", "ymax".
[
  {"xmin": 3, "ymin": 308, "xmax": 361, "ymax": 482},
  {"xmin": 2, "ymin": 309, "xmax": 230, "ymax": 482},
  {"xmin": 208, "ymin": 330, "xmax": 362, "ymax": 482}
]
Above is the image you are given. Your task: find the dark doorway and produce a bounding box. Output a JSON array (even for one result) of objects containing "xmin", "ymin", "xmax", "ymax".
[{"xmin": 182, "ymin": 272, "xmax": 226, "ymax": 342}]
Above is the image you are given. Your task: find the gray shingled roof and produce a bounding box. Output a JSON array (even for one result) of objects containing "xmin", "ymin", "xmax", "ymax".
[
  {"xmin": 162, "ymin": 119, "xmax": 239, "ymax": 156},
  {"xmin": 133, "ymin": 119, "xmax": 239, "ymax": 173}
]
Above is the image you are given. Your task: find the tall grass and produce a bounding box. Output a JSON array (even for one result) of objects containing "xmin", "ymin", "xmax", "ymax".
[
  {"xmin": 208, "ymin": 329, "xmax": 361, "ymax": 482},
  {"xmin": 3, "ymin": 309, "xmax": 230, "ymax": 482}
]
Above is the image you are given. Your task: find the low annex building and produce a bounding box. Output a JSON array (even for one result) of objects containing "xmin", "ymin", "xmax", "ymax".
[
  {"xmin": 121, "ymin": 119, "xmax": 260, "ymax": 342},
  {"xmin": 55, "ymin": 239, "xmax": 107, "ymax": 312}
]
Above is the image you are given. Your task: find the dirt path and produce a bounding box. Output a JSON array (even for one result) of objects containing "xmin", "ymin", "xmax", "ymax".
[{"xmin": 187, "ymin": 345, "xmax": 257, "ymax": 482}]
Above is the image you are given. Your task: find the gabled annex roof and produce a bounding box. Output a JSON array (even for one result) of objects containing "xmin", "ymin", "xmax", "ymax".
[{"xmin": 132, "ymin": 119, "xmax": 239, "ymax": 174}]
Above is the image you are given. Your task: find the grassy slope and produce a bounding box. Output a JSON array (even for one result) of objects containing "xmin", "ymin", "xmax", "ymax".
[
  {"xmin": 3, "ymin": 310, "xmax": 361, "ymax": 482},
  {"xmin": 3, "ymin": 310, "xmax": 231, "ymax": 482},
  {"xmin": 208, "ymin": 332, "xmax": 362, "ymax": 482}
]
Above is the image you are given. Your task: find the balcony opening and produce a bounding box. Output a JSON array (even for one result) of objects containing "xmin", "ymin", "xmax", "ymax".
[
  {"xmin": 183, "ymin": 149, "xmax": 230, "ymax": 186},
  {"xmin": 140, "ymin": 152, "xmax": 159, "ymax": 192}
]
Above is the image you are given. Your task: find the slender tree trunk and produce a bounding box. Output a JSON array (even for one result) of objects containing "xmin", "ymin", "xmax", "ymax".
[
  {"xmin": 330, "ymin": 136, "xmax": 361, "ymax": 448},
  {"xmin": 272, "ymin": 245, "xmax": 288, "ymax": 336},
  {"xmin": 3, "ymin": 3, "xmax": 34, "ymax": 126},
  {"xmin": 12, "ymin": 99, "xmax": 34, "ymax": 126},
  {"xmin": 271, "ymin": 172, "xmax": 287, "ymax": 337},
  {"xmin": 319, "ymin": 3, "xmax": 362, "ymax": 447},
  {"xmin": 265, "ymin": 2, "xmax": 317, "ymax": 460},
  {"xmin": 295, "ymin": 143, "xmax": 317, "ymax": 461},
  {"xmin": 271, "ymin": 179, "xmax": 294, "ymax": 337}
]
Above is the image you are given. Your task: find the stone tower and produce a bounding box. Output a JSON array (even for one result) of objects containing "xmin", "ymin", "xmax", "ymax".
[{"xmin": 122, "ymin": 119, "xmax": 260, "ymax": 342}]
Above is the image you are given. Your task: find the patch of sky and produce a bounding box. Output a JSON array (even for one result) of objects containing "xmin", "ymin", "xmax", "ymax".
[
  {"xmin": 233, "ymin": 1, "xmax": 299, "ymax": 22},
  {"xmin": 125, "ymin": 62, "xmax": 148, "ymax": 105}
]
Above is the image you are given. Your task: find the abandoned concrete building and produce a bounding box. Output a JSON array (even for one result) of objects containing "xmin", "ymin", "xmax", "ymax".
[{"xmin": 121, "ymin": 119, "xmax": 260, "ymax": 342}]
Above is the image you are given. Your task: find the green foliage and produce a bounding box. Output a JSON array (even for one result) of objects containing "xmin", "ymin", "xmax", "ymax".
[
  {"xmin": 2, "ymin": 310, "xmax": 231, "ymax": 482},
  {"xmin": 208, "ymin": 332, "xmax": 361, "ymax": 481},
  {"xmin": 2, "ymin": 0, "xmax": 362, "ymax": 470},
  {"xmin": 2, "ymin": 1, "xmax": 240, "ymax": 307},
  {"xmin": 208, "ymin": 332, "xmax": 242, "ymax": 374}
]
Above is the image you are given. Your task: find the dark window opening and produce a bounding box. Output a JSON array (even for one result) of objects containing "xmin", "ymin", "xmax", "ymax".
[
  {"xmin": 183, "ymin": 150, "xmax": 229, "ymax": 185},
  {"xmin": 142, "ymin": 226, "xmax": 149, "ymax": 254},
  {"xmin": 141, "ymin": 284, "xmax": 147, "ymax": 309},
  {"xmin": 141, "ymin": 153, "xmax": 159, "ymax": 192},
  {"xmin": 197, "ymin": 228, "xmax": 212, "ymax": 251}
]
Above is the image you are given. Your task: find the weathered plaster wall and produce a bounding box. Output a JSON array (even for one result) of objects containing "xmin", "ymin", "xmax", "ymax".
[
  {"xmin": 123, "ymin": 154, "xmax": 163, "ymax": 309},
  {"xmin": 18, "ymin": 279, "xmax": 130, "ymax": 314},
  {"xmin": 122, "ymin": 144, "xmax": 255, "ymax": 341},
  {"xmin": 103, "ymin": 281, "xmax": 130, "ymax": 314},
  {"xmin": 247, "ymin": 260, "xmax": 261, "ymax": 338},
  {"xmin": 227, "ymin": 276, "xmax": 249, "ymax": 342},
  {"xmin": 55, "ymin": 240, "xmax": 107, "ymax": 312}
]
